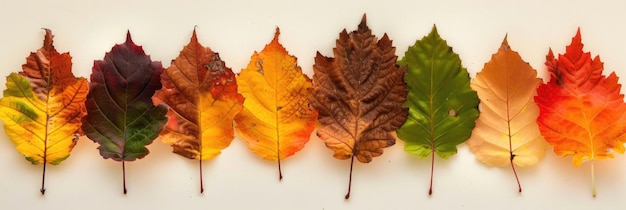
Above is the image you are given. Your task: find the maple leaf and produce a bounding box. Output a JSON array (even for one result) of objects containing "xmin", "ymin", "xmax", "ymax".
[
  {"xmin": 0, "ymin": 29, "xmax": 88, "ymax": 194},
  {"xmin": 535, "ymin": 29, "xmax": 626, "ymax": 197},
  {"xmin": 82, "ymin": 32, "xmax": 168, "ymax": 194},
  {"xmin": 153, "ymin": 29, "xmax": 244, "ymax": 193},
  {"xmin": 396, "ymin": 26, "xmax": 479, "ymax": 195},
  {"xmin": 466, "ymin": 37, "xmax": 548, "ymax": 193},
  {"xmin": 308, "ymin": 15, "xmax": 408, "ymax": 199},
  {"xmin": 235, "ymin": 28, "xmax": 317, "ymax": 180}
]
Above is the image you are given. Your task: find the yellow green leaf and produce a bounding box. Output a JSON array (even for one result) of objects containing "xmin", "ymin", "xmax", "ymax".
[{"xmin": 0, "ymin": 29, "xmax": 88, "ymax": 194}]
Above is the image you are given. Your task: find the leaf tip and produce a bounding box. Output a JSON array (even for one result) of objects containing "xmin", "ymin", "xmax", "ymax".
[
  {"xmin": 358, "ymin": 14, "xmax": 368, "ymax": 31},
  {"xmin": 430, "ymin": 24, "xmax": 438, "ymax": 34},
  {"xmin": 427, "ymin": 25, "xmax": 441, "ymax": 39},
  {"xmin": 567, "ymin": 28, "xmax": 584, "ymax": 52},
  {"xmin": 270, "ymin": 26, "xmax": 281, "ymax": 47},
  {"xmin": 42, "ymin": 28, "xmax": 54, "ymax": 50},
  {"xmin": 501, "ymin": 34, "xmax": 510, "ymax": 51},
  {"xmin": 573, "ymin": 28, "xmax": 582, "ymax": 43},
  {"xmin": 263, "ymin": 26, "xmax": 287, "ymax": 54},
  {"xmin": 125, "ymin": 30, "xmax": 133, "ymax": 44},
  {"xmin": 274, "ymin": 26, "xmax": 280, "ymax": 41},
  {"xmin": 121, "ymin": 30, "xmax": 146, "ymax": 55},
  {"xmin": 191, "ymin": 27, "xmax": 199, "ymax": 43}
]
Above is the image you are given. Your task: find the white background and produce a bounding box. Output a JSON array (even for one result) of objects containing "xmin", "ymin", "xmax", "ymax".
[{"xmin": 1, "ymin": 0, "xmax": 625, "ymax": 209}]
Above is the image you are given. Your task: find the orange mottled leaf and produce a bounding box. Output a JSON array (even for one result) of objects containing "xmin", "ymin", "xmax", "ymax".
[
  {"xmin": 153, "ymin": 29, "xmax": 244, "ymax": 193},
  {"xmin": 235, "ymin": 28, "xmax": 317, "ymax": 180},
  {"xmin": 535, "ymin": 29, "xmax": 626, "ymax": 197},
  {"xmin": 0, "ymin": 29, "xmax": 88, "ymax": 194}
]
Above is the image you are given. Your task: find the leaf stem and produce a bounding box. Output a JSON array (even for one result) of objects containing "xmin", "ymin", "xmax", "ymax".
[
  {"xmin": 122, "ymin": 160, "xmax": 127, "ymax": 194},
  {"xmin": 428, "ymin": 150, "xmax": 434, "ymax": 196},
  {"xmin": 278, "ymin": 157, "xmax": 283, "ymax": 181},
  {"xmin": 510, "ymin": 154, "xmax": 522, "ymax": 193},
  {"xmin": 591, "ymin": 160, "xmax": 596, "ymax": 197},
  {"xmin": 200, "ymin": 159, "xmax": 204, "ymax": 194},
  {"xmin": 40, "ymin": 163, "xmax": 46, "ymax": 195},
  {"xmin": 345, "ymin": 155, "xmax": 355, "ymax": 199}
]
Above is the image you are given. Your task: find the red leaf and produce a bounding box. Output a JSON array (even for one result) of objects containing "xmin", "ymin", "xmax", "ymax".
[
  {"xmin": 535, "ymin": 29, "xmax": 626, "ymax": 197},
  {"xmin": 82, "ymin": 31, "xmax": 168, "ymax": 194}
]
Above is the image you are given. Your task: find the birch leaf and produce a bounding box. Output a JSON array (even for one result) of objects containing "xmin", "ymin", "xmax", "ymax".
[
  {"xmin": 396, "ymin": 26, "xmax": 479, "ymax": 195},
  {"xmin": 535, "ymin": 29, "xmax": 626, "ymax": 197},
  {"xmin": 82, "ymin": 32, "xmax": 167, "ymax": 194},
  {"xmin": 0, "ymin": 29, "xmax": 88, "ymax": 194},
  {"xmin": 153, "ymin": 29, "xmax": 244, "ymax": 193},
  {"xmin": 309, "ymin": 15, "xmax": 408, "ymax": 199},
  {"xmin": 467, "ymin": 37, "xmax": 548, "ymax": 193},
  {"xmin": 235, "ymin": 28, "xmax": 317, "ymax": 180}
]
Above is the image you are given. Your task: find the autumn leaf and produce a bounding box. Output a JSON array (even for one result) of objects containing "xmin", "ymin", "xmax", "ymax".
[
  {"xmin": 308, "ymin": 15, "xmax": 408, "ymax": 199},
  {"xmin": 396, "ymin": 26, "xmax": 479, "ymax": 195},
  {"xmin": 153, "ymin": 29, "xmax": 243, "ymax": 193},
  {"xmin": 235, "ymin": 28, "xmax": 317, "ymax": 180},
  {"xmin": 82, "ymin": 32, "xmax": 167, "ymax": 194},
  {"xmin": 0, "ymin": 29, "xmax": 88, "ymax": 194},
  {"xmin": 466, "ymin": 37, "xmax": 548, "ymax": 193},
  {"xmin": 535, "ymin": 29, "xmax": 626, "ymax": 197}
]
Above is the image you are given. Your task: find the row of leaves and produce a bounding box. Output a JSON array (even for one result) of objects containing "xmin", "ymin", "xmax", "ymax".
[{"xmin": 2, "ymin": 15, "xmax": 624, "ymax": 198}]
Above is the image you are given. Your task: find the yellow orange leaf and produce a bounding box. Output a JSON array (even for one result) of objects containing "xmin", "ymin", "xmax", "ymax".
[
  {"xmin": 466, "ymin": 37, "xmax": 548, "ymax": 192},
  {"xmin": 0, "ymin": 29, "xmax": 88, "ymax": 194},
  {"xmin": 235, "ymin": 28, "xmax": 318, "ymax": 180},
  {"xmin": 153, "ymin": 29, "xmax": 244, "ymax": 192}
]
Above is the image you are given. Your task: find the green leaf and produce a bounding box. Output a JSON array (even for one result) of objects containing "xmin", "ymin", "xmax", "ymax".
[
  {"xmin": 396, "ymin": 26, "xmax": 479, "ymax": 195},
  {"xmin": 81, "ymin": 32, "xmax": 168, "ymax": 194}
]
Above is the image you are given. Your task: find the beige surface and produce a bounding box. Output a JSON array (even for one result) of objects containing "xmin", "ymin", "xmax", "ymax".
[{"xmin": 0, "ymin": 0, "xmax": 624, "ymax": 209}]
